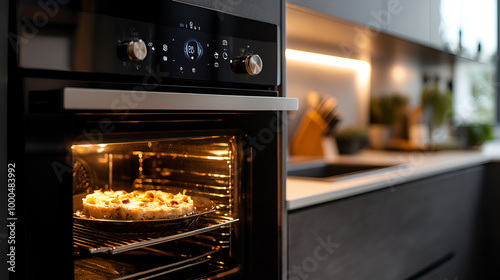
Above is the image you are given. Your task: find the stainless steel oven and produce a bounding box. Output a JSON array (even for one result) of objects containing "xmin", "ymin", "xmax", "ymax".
[{"xmin": 6, "ymin": 1, "xmax": 297, "ymax": 279}]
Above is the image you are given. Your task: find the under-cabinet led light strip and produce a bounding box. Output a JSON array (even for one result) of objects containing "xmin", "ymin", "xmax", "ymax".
[{"xmin": 285, "ymin": 49, "xmax": 370, "ymax": 72}]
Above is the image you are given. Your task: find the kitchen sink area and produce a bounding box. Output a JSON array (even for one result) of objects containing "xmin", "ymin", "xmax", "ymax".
[
  {"xmin": 287, "ymin": 161, "xmax": 412, "ymax": 181},
  {"xmin": 286, "ymin": 148, "xmax": 500, "ymax": 210}
]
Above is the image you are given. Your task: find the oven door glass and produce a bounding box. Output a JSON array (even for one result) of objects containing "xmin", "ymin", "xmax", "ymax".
[{"xmin": 72, "ymin": 133, "xmax": 242, "ymax": 279}]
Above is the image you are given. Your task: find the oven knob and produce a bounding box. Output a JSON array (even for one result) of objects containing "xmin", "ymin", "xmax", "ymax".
[
  {"xmin": 231, "ymin": 54, "xmax": 263, "ymax": 75},
  {"xmin": 118, "ymin": 39, "xmax": 148, "ymax": 61}
]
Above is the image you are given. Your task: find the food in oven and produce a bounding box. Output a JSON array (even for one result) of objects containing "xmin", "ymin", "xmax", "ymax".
[{"xmin": 80, "ymin": 189, "xmax": 194, "ymax": 220}]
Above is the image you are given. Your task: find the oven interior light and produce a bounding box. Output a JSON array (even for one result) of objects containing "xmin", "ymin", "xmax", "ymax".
[
  {"xmin": 72, "ymin": 144, "xmax": 107, "ymax": 149},
  {"xmin": 206, "ymin": 156, "xmax": 230, "ymax": 160},
  {"xmin": 74, "ymin": 144, "xmax": 93, "ymax": 148},
  {"xmin": 210, "ymin": 150, "xmax": 229, "ymax": 156},
  {"xmin": 285, "ymin": 49, "xmax": 370, "ymax": 72}
]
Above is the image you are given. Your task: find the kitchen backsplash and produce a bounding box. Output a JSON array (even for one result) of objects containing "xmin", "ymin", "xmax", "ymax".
[{"xmin": 286, "ymin": 2, "xmax": 497, "ymax": 147}]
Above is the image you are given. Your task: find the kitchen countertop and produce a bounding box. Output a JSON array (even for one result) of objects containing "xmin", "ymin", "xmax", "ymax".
[{"xmin": 286, "ymin": 140, "xmax": 500, "ymax": 211}]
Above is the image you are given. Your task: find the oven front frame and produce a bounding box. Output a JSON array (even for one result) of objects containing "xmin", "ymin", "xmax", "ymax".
[{"xmin": 20, "ymin": 102, "xmax": 286, "ymax": 279}]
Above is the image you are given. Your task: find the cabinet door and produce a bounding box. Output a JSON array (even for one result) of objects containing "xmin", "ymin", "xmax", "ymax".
[
  {"xmin": 289, "ymin": 0, "xmax": 430, "ymax": 45},
  {"xmin": 414, "ymin": 258, "xmax": 458, "ymax": 280},
  {"xmin": 288, "ymin": 0, "xmax": 383, "ymax": 26},
  {"xmin": 383, "ymin": 0, "xmax": 431, "ymax": 45},
  {"xmin": 481, "ymin": 163, "xmax": 500, "ymax": 279},
  {"xmin": 288, "ymin": 167, "xmax": 483, "ymax": 280}
]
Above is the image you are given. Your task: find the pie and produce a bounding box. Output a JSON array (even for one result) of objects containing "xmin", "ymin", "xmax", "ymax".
[{"xmin": 81, "ymin": 189, "xmax": 195, "ymax": 220}]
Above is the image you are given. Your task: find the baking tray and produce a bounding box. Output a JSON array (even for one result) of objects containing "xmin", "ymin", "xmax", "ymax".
[{"xmin": 73, "ymin": 196, "xmax": 215, "ymax": 233}]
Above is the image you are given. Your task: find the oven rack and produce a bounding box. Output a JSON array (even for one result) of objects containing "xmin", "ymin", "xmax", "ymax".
[
  {"xmin": 115, "ymin": 250, "xmax": 216, "ymax": 280},
  {"xmin": 74, "ymin": 217, "xmax": 238, "ymax": 255},
  {"xmin": 75, "ymin": 247, "xmax": 222, "ymax": 280}
]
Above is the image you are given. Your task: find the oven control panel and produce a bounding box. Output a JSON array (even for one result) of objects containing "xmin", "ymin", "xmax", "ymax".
[
  {"xmin": 113, "ymin": 17, "xmax": 277, "ymax": 85},
  {"xmin": 18, "ymin": 0, "xmax": 279, "ymax": 86}
]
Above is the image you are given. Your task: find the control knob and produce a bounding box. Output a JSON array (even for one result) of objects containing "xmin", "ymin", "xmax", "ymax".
[
  {"xmin": 117, "ymin": 39, "xmax": 147, "ymax": 61},
  {"xmin": 231, "ymin": 54, "xmax": 263, "ymax": 75}
]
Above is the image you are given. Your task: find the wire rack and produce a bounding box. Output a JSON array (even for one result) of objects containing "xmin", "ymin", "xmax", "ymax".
[{"xmin": 74, "ymin": 217, "xmax": 238, "ymax": 255}]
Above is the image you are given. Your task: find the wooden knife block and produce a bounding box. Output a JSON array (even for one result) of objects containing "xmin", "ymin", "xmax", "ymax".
[{"xmin": 290, "ymin": 109, "xmax": 329, "ymax": 157}]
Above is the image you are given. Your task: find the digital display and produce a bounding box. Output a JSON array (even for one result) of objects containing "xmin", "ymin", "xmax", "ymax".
[{"xmin": 184, "ymin": 39, "xmax": 203, "ymax": 61}]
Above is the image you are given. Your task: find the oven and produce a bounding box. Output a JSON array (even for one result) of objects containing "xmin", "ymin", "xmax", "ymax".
[{"xmin": 7, "ymin": 1, "xmax": 297, "ymax": 279}]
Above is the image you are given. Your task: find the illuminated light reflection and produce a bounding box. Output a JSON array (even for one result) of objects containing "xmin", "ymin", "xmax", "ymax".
[
  {"xmin": 205, "ymin": 156, "xmax": 229, "ymax": 160},
  {"xmin": 210, "ymin": 150, "xmax": 229, "ymax": 156},
  {"xmin": 285, "ymin": 49, "xmax": 370, "ymax": 75},
  {"xmin": 286, "ymin": 48, "xmax": 371, "ymax": 126}
]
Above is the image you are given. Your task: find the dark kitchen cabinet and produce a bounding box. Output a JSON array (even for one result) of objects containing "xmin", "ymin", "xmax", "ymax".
[
  {"xmin": 288, "ymin": 166, "xmax": 484, "ymax": 280},
  {"xmin": 413, "ymin": 257, "xmax": 458, "ymax": 280},
  {"xmin": 481, "ymin": 162, "xmax": 500, "ymax": 279}
]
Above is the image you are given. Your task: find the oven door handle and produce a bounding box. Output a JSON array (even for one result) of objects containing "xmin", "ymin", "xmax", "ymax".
[{"xmin": 63, "ymin": 88, "xmax": 299, "ymax": 111}]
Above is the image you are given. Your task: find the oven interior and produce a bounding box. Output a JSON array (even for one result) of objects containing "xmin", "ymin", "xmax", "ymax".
[{"xmin": 72, "ymin": 134, "xmax": 243, "ymax": 279}]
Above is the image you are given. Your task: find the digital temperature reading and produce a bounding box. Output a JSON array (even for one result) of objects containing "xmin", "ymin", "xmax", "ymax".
[{"xmin": 184, "ymin": 39, "xmax": 203, "ymax": 61}]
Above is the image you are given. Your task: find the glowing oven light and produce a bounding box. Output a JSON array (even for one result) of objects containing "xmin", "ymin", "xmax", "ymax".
[
  {"xmin": 73, "ymin": 144, "xmax": 92, "ymax": 148},
  {"xmin": 72, "ymin": 143, "xmax": 108, "ymax": 151}
]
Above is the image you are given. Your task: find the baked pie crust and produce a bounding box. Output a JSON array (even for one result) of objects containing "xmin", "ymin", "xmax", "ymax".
[{"xmin": 82, "ymin": 189, "xmax": 194, "ymax": 220}]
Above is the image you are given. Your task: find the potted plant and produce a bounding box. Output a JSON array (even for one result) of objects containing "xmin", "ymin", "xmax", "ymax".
[
  {"xmin": 455, "ymin": 123, "xmax": 494, "ymax": 148},
  {"xmin": 331, "ymin": 127, "xmax": 368, "ymax": 154},
  {"xmin": 369, "ymin": 94, "xmax": 408, "ymax": 149},
  {"xmin": 420, "ymin": 77, "xmax": 453, "ymax": 142},
  {"xmin": 455, "ymin": 69, "xmax": 495, "ymax": 148}
]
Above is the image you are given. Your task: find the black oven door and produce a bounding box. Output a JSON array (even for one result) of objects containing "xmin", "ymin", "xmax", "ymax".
[{"xmin": 20, "ymin": 85, "xmax": 297, "ymax": 280}]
